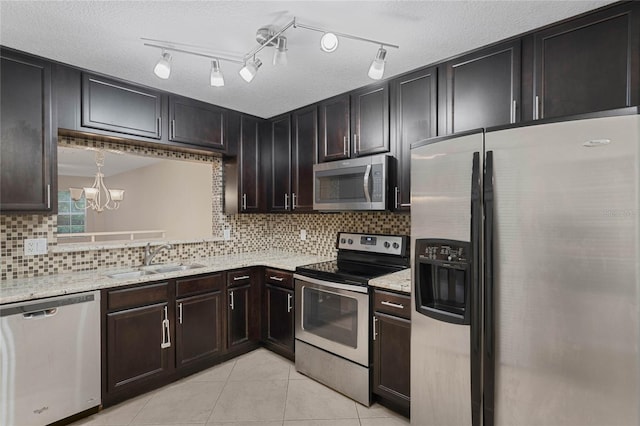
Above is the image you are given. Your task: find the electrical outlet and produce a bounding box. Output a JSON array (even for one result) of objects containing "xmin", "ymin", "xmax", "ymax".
[
  {"xmin": 300, "ymin": 229, "xmax": 307, "ymax": 241},
  {"xmin": 24, "ymin": 238, "xmax": 48, "ymax": 256},
  {"xmin": 223, "ymin": 229, "xmax": 231, "ymax": 240}
]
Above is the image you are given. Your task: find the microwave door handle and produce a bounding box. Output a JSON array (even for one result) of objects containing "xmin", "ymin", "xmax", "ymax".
[{"xmin": 363, "ymin": 164, "xmax": 372, "ymax": 203}]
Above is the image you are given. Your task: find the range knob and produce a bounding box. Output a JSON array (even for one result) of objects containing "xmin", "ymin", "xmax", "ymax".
[
  {"xmin": 392, "ymin": 242, "xmax": 400, "ymax": 249},
  {"xmin": 348, "ymin": 239, "xmax": 354, "ymax": 245},
  {"xmin": 384, "ymin": 241, "xmax": 391, "ymax": 248}
]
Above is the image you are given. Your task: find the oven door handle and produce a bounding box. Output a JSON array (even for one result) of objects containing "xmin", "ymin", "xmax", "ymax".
[{"xmin": 293, "ymin": 274, "xmax": 369, "ymax": 294}]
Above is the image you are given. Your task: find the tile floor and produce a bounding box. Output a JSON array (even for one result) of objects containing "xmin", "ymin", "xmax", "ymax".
[{"xmin": 73, "ymin": 348, "xmax": 410, "ymax": 426}]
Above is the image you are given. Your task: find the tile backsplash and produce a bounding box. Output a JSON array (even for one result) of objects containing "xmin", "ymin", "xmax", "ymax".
[{"xmin": 1, "ymin": 136, "xmax": 409, "ymax": 280}]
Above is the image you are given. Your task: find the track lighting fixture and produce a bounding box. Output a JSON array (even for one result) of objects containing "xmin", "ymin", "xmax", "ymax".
[
  {"xmin": 142, "ymin": 17, "xmax": 398, "ymax": 85},
  {"xmin": 368, "ymin": 47, "xmax": 387, "ymax": 80},
  {"xmin": 239, "ymin": 58, "xmax": 262, "ymax": 83},
  {"xmin": 320, "ymin": 33, "xmax": 339, "ymax": 53},
  {"xmin": 153, "ymin": 51, "xmax": 172, "ymax": 79},
  {"xmin": 210, "ymin": 59, "xmax": 224, "ymax": 87},
  {"xmin": 273, "ymin": 36, "xmax": 288, "ymax": 66}
]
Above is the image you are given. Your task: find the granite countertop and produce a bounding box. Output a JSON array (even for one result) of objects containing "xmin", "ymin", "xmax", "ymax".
[
  {"xmin": 369, "ymin": 268, "xmax": 412, "ymax": 294},
  {"xmin": 1, "ymin": 251, "xmax": 412, "ymax": 304},
  {"xmin": 0, "ymin": 251, "xmax": 333, "ymax": 305}
]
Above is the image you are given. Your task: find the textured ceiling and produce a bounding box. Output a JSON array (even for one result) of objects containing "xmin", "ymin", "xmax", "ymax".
[{"xmin": 1, "ymin": 1, "xmax": 614, "ymax": 118}]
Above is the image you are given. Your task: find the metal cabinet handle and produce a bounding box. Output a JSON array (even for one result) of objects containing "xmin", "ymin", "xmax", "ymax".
[
  {"xmin": 233, "ymin": 275, "xmax": 250, "ymax": 281},
  {"xmin": 292, "ymin": 193, "xmax": 297, "ymax": 210},
  {"xmin": 230, "ymin": 291, "xmax": 235, "ymax": 310},
  {"xmin": 270, "ymin": 276, "xmax": 284, "ymax": 281},
  {"xmin": 46, "ymin": 184, "xmax": 51, "ymax": 209},
  {"xmin": 284, "ymin": 193, "xmax": 289, "ymax": 210},
  {"xmin": 381, "ymin": 300, "xmax": 404, "ymax": 309},
  {"xmin": 242, "ymin": 193, "xmax": 247, "ymax": 210},
  {"xmin": 534, "ymin": 96, "xmax": 540, "ymax": 120},
  {"xmin": 157, "ymin": 117, "xmax": 162, "ymax": 138},
  {"xmin": 394, "ymin": 186, "xmax": 399, "ymax": 209},
  {"xmin": 161, "ymin": 306, "xmax": 171, "ymax": 349},
  {"xmin": 373, "ymin": 316, "xmax": 378, "ymax": 340},
  {"xmin": 170, "ymin": 119, "xmax": 176, "ymax": 139},
  {"xmin": 343, "ymin": 136, "xmax": 348, "ymax": 156},
  {"xmin": 287, "ymin": 293, "xmax": 293, "ymax": 313},
  {"xmin": 178, "ymin": 302, "xmax": 183, "ymax": 324},
  {"xmin": 353, "ymin": 134, "xmax": 358, "ymax": 155},
  {"xmin": 511, "ymin": 100, "xmax": 517, "ymax": 124}
]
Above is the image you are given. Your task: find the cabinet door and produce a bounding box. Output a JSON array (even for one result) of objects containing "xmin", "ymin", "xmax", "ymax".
[
  {"xmin": 0, "ymin": 49, "xmax": 54, "ymax": 212},
  {"xmin": 265, "ymin": 284, "xmax": 294, "ymax": 356},
  {"xmin": 533, "ymin": 3, "xmax": 639, "ymax": 119},
  {"xmin": 291, "ymin": 105, "xmax": 317, "ymax": 211},
  {"xmin": 390, "ymin": 67, "xmax": 437, "ymax": 211},
  {"xmin": 239, "ymin": 115, "xmax": 262, "ymax": 212},
  {"xmin": 106, "ymin": 302, "xmax": 171, "ymax": 395},
  {"xmin": 318, "ymin": 94, "xmax": 350, "ymax": 162},
  {"xmin": 351, "ymin": 83, "xmax": 390, "ymax": 157},
  {"xmin": 81, "ymin": 73, "xmax": 162, "ymax": 139},
  {"xmin": 373, "ymin": 312, "xmax": 411, "ymax": 407},
  {"xmin": 176, "ymin": 292, "xmax": 223, "ymax": 369},
  {"xmin": 269, "ymin": 114, "xmax": 292, "ymax": 212},
  {"xmin": 169, "ymin": 96, "xmax": 225, "ymax": 150},
  {"xmin": 227, "ymin": 283, "xmax": 251, "ymax": 349},
  {"xmin": 445, "ymin": 40, "xmax": 521, "ymax": 133}
]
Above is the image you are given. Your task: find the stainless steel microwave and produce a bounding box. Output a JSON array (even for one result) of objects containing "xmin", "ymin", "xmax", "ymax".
[{"xmin": 313, "ymin": 154, "xmax": 390, "ymax": 211}]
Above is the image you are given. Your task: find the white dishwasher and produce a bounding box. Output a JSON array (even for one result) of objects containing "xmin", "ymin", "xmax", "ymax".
[{"xmin": 0, "ymin": 291, "xmax": 101, "ymax": 425}]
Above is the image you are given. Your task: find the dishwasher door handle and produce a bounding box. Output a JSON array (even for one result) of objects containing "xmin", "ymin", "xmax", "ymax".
[{"xmin": 23, "ymin": 308, "xmax": 58, "ymax": 319}]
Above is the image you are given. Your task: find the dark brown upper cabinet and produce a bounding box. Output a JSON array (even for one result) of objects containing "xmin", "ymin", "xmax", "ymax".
[
  {"xmin": 318, "ymin": 94, "xmax": 351, "ymax": 162},
  {"xmin": 225, "ymin": 114, "xmax": 264, "ymax": 214},
  {"xmin": 351, "ymin": 82, "xmax": 390, "ymax": 157},
  {"xmin": 168, "ymin": 96, "xmax": 226, "ymax": 151},
  {"xmin": 390, "ymin": 67, "xmax": 438, "ymax": 211},
  {"xmin": 291, "ymin": 105, "xmax": 317, "ymax": 212},
  {"xmin": 532, "ymin": 2, "xmax": 640, "ymax": 120},
  {"xmin": 0, "ymin": 49, "xmax": 55, "ymax": 213},
  {"xmin": 82, "ymin": 72, "xmax": 162, "ymax": 139},
  {"xmin": 268, "ymin": 114, "xmax": 292, "ymax": 212},
  {"xmin": 444, "ymin": 40, "xmax": 521, "ymax": 134}
]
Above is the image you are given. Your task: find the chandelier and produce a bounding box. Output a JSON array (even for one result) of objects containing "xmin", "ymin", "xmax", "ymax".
[
  {"xmin": 69, "ymin": 150, "xmax": 124, "ymax": 213},
  {"xmin": 142, "ymin": 17, "xmax": 399, "ymax": 86}
]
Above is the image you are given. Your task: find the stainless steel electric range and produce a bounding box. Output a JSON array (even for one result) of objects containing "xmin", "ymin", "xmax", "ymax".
[{"xmin": 293, "ymin": 232, "xmax": 409, "ymax": 405}]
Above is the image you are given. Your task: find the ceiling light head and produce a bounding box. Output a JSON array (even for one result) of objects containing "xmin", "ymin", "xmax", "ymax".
[
  {"xmin": 153, "ymin": 51, "xmax": 172, "ymax": 79},
  {"xmin": 368, "ymin": 47, "xmax": 387, "ymax": 80},
  {"xmin": 273, "ymin": 37, "xmax": 288, "ymax": 66},
  {"xmin": 320, "ymin": 32, "xmax": 339, "ymax": 53},
  {"xmin": 210, "ymin": 59, "xmax": 225, "ymax": 87},
  {"xmin": 239, "ymin": 58, "xmax": 262, "ymax": 83}
]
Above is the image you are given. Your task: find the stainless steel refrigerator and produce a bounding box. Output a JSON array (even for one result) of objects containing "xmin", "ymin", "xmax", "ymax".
[{"xmin": 410, "ymin": 108, "xmax": 640, "ymax": 426}]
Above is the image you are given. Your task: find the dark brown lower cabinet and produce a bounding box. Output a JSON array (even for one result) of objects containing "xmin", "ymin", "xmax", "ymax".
[
  {"xmin": 373, "ymin": 290, "xmax": 411, "ymax": 416},
  {"xmin": 227, "ymin": 283, "xmax": 251, "ymax": 348},
  {"xmin": 226, "ymin": 268, "xmax": 260, "ymax": 355},
  {"xmin": 176, "ymin": 292, "xmax": 223, "ymax": 368},
  {"xmin": 103, "ymin": 281, "xmax": 173, "ymax": 406},
  {"xmin": 264, "ymin": 284, "xmax": 294, "ymax": 359}
]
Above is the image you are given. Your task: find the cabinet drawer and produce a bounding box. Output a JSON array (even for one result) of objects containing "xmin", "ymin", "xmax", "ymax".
[
  {"xmin": 176, "ymin": 273, "xmax": 224, "ymax": 297},
  {"xmin": 107, "ymin": 281, "xmax": 169, "ymax": 312},
  {"xmin": 227, "ymin": 268, "xmax": 252, "ymax": 287},
  {"xmin": 373, "ymin": 289, "xmax": 411, "ymax": 320},
  {"xmin": 264, "ymin": 268, "xmax": 293, "ymax": 290}
]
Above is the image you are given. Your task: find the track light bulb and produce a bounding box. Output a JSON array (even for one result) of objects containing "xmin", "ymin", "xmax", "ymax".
[
  {"xmin": 368, "ymin": 47, "xmax": 387, "ymax": 80},
  {"xmin": 239, "ymin": 58, "xmax": 262, "ymax": 83},
  {"xmin": 210, "ymin": 59, "xmax": 225, "ymax": 87},
  {"xmin": 153, "ymin": 51, "xmax": 172, "ymax": 79},
  {"xmin": 273, "ymin": 37, "xmax": 288, "ymax": 66},
  {"xmin": 320, "ymin": 32, "xmax": 339, "ymax": 53}
]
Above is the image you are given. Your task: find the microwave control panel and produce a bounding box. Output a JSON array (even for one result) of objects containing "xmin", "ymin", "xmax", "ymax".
[{"xmin": 371, "ymin": 164, "xmax": 383, "ymax": 202}]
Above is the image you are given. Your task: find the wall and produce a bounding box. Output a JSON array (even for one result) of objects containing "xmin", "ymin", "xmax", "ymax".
[{"xmin": 0, "ymin": 135, "xmax": 409, "ymax": 281}]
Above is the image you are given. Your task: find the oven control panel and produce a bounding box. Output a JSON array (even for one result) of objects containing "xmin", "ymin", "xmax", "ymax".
[{"xmin": 337, "ymin": 232, "xmax": 407, "ymax": 256}]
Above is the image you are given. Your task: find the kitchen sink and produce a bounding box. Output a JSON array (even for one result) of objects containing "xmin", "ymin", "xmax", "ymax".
[
  {"xmin": 146, "ymin": 263, "xmax": 206, "ymax": 274},
  {"xmin": 106, "ymin": 269, "xmax": 157, "ymax": 279}
]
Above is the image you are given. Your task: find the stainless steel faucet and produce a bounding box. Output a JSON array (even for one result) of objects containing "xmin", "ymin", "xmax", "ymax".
[{"xmin": 144, "ymin": 243, "xmax": 173, "ymax": 266}]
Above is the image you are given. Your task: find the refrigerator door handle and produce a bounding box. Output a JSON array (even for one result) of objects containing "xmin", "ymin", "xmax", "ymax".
[
  {"xmin": 483, "ymin": 150, "xmax": 496, "ymax": 426},
  {"xmin": 470, "ymin": 151, "xmax": 482, "ymax": 426}
]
